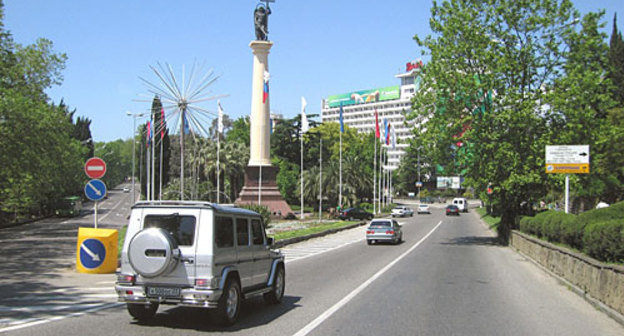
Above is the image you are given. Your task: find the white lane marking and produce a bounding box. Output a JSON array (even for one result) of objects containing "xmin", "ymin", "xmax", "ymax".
[
  {"xmin": 0, "ymin": 302, "xmax": 122, "ymax": 333},
  {"xmin": 292, "ymin": 220, "xmax": 444, "ymax": 336}
]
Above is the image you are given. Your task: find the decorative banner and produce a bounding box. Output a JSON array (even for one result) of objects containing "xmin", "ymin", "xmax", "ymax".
[{"xmin": 327, "ymin": 85, "xmax": 400, "ymax": 108}]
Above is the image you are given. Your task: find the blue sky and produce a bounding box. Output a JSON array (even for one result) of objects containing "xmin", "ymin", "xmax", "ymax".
[{"xmin": 4, "ymin": 1, "xmax": 624, "ymax": 142}]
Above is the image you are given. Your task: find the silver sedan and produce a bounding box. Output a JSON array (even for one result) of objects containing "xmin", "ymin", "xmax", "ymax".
[{"xmin": 366, "ymin": 219, "xmax": 403, "ymax": 245}]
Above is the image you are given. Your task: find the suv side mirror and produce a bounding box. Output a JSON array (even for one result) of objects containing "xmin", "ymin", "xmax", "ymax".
[{"xmin": 267, "ymin": 237, "xmax": 274, "ymax": 246}]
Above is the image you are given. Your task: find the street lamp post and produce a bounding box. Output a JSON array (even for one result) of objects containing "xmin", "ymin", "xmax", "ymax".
[{"xmin": 127, "ymin": 111, "xmax": 145, "ymax": 203}]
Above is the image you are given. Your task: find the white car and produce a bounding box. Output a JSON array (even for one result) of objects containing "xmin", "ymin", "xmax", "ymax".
[
  {"xmin": 417, "ymin": 204, "xmax": 430, "ymax": 214},
  {"xmin": 392, "ymin": 206, "xmax": 413, "ymax": 217}
]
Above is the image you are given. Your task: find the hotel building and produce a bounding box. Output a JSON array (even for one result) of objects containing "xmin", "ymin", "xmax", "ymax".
[{"xmin": 321, "ymin": 60, "xmax": 422, "ymax": 170}]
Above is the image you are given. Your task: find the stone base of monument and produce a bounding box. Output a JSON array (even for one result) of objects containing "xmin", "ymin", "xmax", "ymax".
[{"xmin": 235, "ymin": 165, "xmax": 293, "ymax": 218}]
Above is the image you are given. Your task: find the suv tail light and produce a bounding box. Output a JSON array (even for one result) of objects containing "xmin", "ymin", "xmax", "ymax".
[
  {"xmin": 386, "ymin": 230, "xmax": 395, "ymax": 235},
  {"xmin": 117, "ymin": 273, "xmax": 136, "ymax": 285},
  {"xmin": 366, "ymin": 230, "xmax": 374, "ymax": 234}
]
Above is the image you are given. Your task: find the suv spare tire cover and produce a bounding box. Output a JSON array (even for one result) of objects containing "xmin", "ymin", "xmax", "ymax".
[{"xmin": 128, "ymin": 228, "xmax": 181, "ymax": 278}]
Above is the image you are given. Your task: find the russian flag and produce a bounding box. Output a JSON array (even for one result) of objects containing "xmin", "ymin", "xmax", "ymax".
[{"xmin": 263, "ymin": 71, "xmax": 270, "ymax": 104}]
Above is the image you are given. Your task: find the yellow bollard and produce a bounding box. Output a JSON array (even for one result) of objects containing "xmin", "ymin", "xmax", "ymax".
[{"xmin": 76, "ymin": 227, "xmax": 118, "ymax": 274}]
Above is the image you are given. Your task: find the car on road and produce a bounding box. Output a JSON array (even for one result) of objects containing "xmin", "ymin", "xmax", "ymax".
[
  {"xmin": 417, "ymin": 204, "xmax": 430, "ymax": 214},
  {"xmin": 115, "ymin": 201, "xmax": 285, "ymax": 326},
  {"xmin": 452, "ymin": 197, "xmax": 468, "ymax": 212},
  {"xmin": 366, "ymin": 219, "xmax": 403, "ymax": 245},
  {"xmin": 338, "ymin": 207, "xmax": 373, "ymax": 221},
  {"xmin": 123, "ymin": 187, "xmax": 130, "ymax": 193},
  {"xmin": 391, "ymin": 205, "xmax": 413, "ymax": 217},
  {"xmin": 446, "ymin": 204, "xmax": 460, "ymax": 216}
]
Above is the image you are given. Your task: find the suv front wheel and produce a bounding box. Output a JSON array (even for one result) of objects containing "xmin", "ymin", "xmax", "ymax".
[{"xmin": 264, "ymin": 264, "xmax": 285, "ymax": 304}]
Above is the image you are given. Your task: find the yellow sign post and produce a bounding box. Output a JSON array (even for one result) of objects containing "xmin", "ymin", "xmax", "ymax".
[{"xmin": 76, "ymin": 227, "xmax": 118, "ymax": 274}]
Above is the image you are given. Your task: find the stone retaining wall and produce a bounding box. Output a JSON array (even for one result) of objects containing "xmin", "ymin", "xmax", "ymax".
[{"xmin": 510, "ymin": 230, "xmax": 624, "ymax": 319}]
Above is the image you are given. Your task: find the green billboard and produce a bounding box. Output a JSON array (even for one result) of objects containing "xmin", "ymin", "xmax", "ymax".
[{"xmin": 327, "ymin": 85, "xmax": 400, "ymax": 108}]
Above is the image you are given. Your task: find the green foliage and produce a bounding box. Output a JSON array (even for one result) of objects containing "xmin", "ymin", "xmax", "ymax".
[
  {"xmin": 238, "ymin": 203, "xmax": 271, "ymax": 228},
  {"xmin": 519, "ymin": 201, "xmax": 624, "ymax": 262},
  {"xmin": 275, "ymin": 159, "xmax": 299, "ymax": 205},
  {"xmin": 410, "ymin": 0, "xmax": 616, "ymax": 243},
  {"xmin": 583, "ymin": 219, "xmax": 624, "ymax": 263}
]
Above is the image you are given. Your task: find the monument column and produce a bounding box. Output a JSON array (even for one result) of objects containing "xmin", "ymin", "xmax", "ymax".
[
  {"xmin": 236, "ymin": 2, "xmax": 292, "ymax": 218},
  {"xmin": 248, "ymin": 41, "xmax": 272, "ymax": 167}
]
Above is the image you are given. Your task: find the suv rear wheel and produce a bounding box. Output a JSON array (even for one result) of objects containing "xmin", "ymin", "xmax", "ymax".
[
  {"xmin": 264, "ymin": 264, "xmax": 285, "ymax": 304},
  {"xmin": 127, "ymin": 302, "xmax": 158, "ymax": 321},
  {"xmin": 214, "ymin": 277, "xmax": 241, "ymax": 326}
]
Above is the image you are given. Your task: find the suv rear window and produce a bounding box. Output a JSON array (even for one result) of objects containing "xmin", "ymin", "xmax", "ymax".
[
  {"xmin": 144, "ymin": 214, "xmax": 196, "ymax": 246},
  {"xmin": 370, "ymin": 221, "xmax": 391, "ymax": 227}
]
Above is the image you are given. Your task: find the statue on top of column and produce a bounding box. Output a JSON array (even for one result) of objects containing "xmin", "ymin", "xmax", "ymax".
[{"xmin": 254, "ymin": 1, "xmax": 272, "ymax": 41}]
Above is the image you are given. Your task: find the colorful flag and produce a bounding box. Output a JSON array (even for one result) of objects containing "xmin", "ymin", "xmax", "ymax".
[
  {"xmin": 217, "ymin": 100, "xmax": 224, "ymax": 134},
  {"xmin": 385, "ymin": 120, "xmax": 390, "ymax": 145},
  {"xmin": 146, "ymin": 121, "xmax": 151, "ymax": 147},
  {"xmin": 263, "ymin": 71, "xmax": 270, "ymax": 104},
  {"xmin": 183, "ymin": 113, "xmax": 190, "ymax": 134},
  {"xmin": 270, "ymin": 117, "xmax": 273, "ymax": 134},
  {"xmin": 301, "ymin": 96, "xmax": 309, "ymax": 133},
  {"xmin": 383, "ymin": 119, "xmax": 388, "ymax": 144},
  {"xmin": 339, "ymin": 103, "xmax": 344, "ymax": 133},
  {"xmin": 375, "ymin": 109, "xmax": 380, "ymax": 139}
]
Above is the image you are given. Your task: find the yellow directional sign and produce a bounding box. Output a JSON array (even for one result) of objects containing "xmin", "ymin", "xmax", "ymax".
[
  {"xmin": 76, "ymin": 227, "xmax": 118, "ymax": 274},
  {"xmin": 545, "ymin": 145, "xmax": 590, "ymax": 174},
  {"xmin": 545, "ymin": 163, "xmax": 590, "ymax": 174}
]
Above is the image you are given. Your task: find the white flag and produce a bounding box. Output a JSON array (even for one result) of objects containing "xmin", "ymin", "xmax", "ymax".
[
  {"xmin": 301, "ymin": 96, "xmax": 309, "ymax": 133},
  {"xmin": 217, "ymin": 100, "xmax": 224, "ymax": 134}
]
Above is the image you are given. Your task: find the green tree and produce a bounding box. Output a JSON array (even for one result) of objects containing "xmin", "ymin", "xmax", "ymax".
[
  {"xmin": 410, "ymin": 0, "xmax": 611, "ymax": 242},
  {"xmin": 607, "ymin": 13, "xmax": 624, "ymax": 105},
  {"xmin": 0, "ymin": 1, "xmax": 84, "ymax": 223}
]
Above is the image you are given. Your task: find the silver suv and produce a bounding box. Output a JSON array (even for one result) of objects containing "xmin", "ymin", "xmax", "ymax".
[{"xmin": 115, "ymin": 201, "xmax": 285, "ymax": 326}]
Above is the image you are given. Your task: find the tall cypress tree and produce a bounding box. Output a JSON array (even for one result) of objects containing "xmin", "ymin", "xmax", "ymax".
[
  {"xmin": 140, "ymin": 96, "xmax": 170, "ymax": 199},
  {"xmin": 608, "ymin": 13, "xmax": 624, "ymax": 105}
]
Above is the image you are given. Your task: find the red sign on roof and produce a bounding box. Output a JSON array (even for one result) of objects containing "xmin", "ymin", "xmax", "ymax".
[{"xmin": 84, "ymin": 157, "xmax": 106, "ymax": 179}]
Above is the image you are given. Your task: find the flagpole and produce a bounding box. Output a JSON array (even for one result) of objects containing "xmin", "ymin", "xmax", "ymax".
[
  {"xmin": 180, "ymin": 110, "xmax": 185, "ymax": 201},
  {"xmin": 151, "ymin": 111, "xmax": 155, "ymax": 201},
  {"xmin": 338, "ymin": 104, "xmax": 344, "ymax": 210},
  {"xmin": 217, "ymin": 134, "xmax": 220, "ymax": 203},
  {"xmin": 319, "ymin": 136, "xmax": 322, "ymax": 223},
  {"xmin": 373, "ymin": 133, "xmax": 377, "ymax": 214},
  {"xmin": 300, "ymin": 131, "xmax": 304, "ymax": 220},
  {"xmin": 159, "ymin": 132, "xmax": 163, "ymax": 200}
]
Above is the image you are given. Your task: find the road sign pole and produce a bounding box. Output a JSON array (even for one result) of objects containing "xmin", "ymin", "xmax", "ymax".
[
  {"xmin": 94, "ymin": 201, "xmax": 98, "ymax": 229},
  {"xmin": 565, "ymin": 174, "xmax": 569, "ymax": 214}
]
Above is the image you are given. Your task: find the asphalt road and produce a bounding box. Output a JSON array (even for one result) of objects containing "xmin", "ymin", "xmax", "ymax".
[{"xmin": 1, "ymin": 199, "xmax": 623, "ymax": 335}]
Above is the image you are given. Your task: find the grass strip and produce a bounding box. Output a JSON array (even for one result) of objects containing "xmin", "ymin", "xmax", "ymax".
[
  {"xmin": 270, "ymin": 220, "xmax": 358, "ymax": 241},
  {"xmin": 475, "ymin": 207, "xmax": 500, "ymax": 230}
]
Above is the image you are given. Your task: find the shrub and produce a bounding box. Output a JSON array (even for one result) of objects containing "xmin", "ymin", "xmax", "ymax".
[
  {"xmin": 238, "ymin": 204, "xmax": 271, "ymax": 228},
  {"xmin": 583, "ymin": 219, "xmax": 624, "ymax": 263}
]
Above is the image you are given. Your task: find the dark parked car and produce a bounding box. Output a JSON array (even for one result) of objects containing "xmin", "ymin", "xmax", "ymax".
[
  {"xmin": 338, "ymin": 207, "xmax": 373, "ymax": 221},
  {"xmin": 446, "ymin": 204, "xmax": 460, "ymax": 216}
]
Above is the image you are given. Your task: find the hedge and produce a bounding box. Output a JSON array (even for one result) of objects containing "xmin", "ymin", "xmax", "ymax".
[{"xmin": 518, "ymin": 201, "xmax": 624, "ymax": 263}]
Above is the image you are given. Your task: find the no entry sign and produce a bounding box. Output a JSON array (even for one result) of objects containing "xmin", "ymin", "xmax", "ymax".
[{"xmin": 85, "ymin": 157, "xmax": 107, "ymax": 179}]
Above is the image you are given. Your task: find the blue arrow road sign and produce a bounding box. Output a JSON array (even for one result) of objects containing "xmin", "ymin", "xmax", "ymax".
[
  {"xmin": 85, "ymin": 179, "xmax": 107, "ymax": 201},
  {"xmin": 80, "ymin": 238, "xmax": 106, "ymax": 269}
]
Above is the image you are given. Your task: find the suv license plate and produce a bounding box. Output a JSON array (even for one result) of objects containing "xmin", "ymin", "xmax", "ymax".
[{"xmin": 146, "ymin": 287, "xmax": 181, "ymax": 298}]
